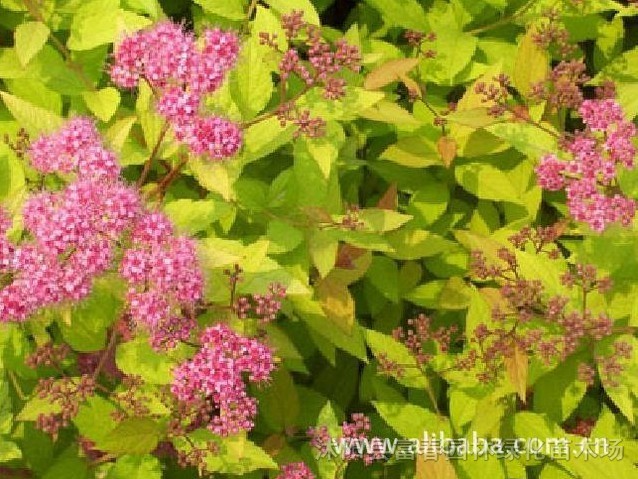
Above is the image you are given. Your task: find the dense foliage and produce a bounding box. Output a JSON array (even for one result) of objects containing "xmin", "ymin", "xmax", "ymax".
[{"xmin": 1, "ymin": 0, "xmax": 638, "ymax": 478}]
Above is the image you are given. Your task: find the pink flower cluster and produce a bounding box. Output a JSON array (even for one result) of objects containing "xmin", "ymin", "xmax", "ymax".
[
  {"xmin": 276, "ymin": 462, "xmax": 315, "ymax": 479},
  {"xmin": 535, "ymin": 98, "xmax": 636, "ymax": 232},
  {"xmin": 171, "ymin": 323, "xmax": 275, "ymax": 436},
  {"xmin": 110, "ymin": 22, "xmax": 242, "ymax": 159},
  {"xmin": 120, "ymin": 211, "xmax": 203, "ymax": 349},
  {"xmin": 2, "ymin": 119, "xmax": 206, "ymax": 353},
  {"xmin": 0, "ymin": 119, "xmax": 141, "ymax": 322}
]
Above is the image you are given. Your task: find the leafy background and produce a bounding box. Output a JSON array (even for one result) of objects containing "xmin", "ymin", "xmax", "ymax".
[{"xmin": 1, "ymin": 0, "xmax": 638, "ymax": 478}]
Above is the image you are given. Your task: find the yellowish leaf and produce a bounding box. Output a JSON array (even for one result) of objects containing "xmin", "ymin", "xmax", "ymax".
[
  {"xmin": 416, "ymin": 453, "xmax": 458, "ymax": 479},
  {"xmin": 399, "ymin": 73, "xmax": 421, "ymax": 98},
  {"xmin": 504, "ymin": 343, "xmax": 528, "ymax": 403},
  {"xmin": 315, "ymin": 277, "xmax": 355, "ymax": 334},
  {"xmin": 364, "ymin": 57, "xmax": 420, "ymax": 90},
  {"xmin": 436, "ymin": 136, "xmax": 457, "ymax": 168},
  {"xmin": 513, "ymin": 27, "xmax": 549, "ymax": 98}
]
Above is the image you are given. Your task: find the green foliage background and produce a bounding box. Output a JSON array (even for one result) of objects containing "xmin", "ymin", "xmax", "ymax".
[{"xmin": 1, "ymin": 0, "xmax": 638, "ymax": 478}]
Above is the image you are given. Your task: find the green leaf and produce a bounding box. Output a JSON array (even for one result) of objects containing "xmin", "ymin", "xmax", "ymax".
[
  {"xmin": 386, "ymin": 229, "xmax": 453, "ymax": 260},
  {"xmin": 405, "ymin": 280, "xmax": 446, "ymax": 309},
  {"xmin": 194, "ymin": 0, "xmax": 245, "ymax": 20},
  {"xmin": 82, "ymin": 87, "xmax": 120, "ymax": 122},
  {"xmin": 101, "ymin": 417, "xmax": 162, "ymax": 456},
  {"xmin": 299, "ymin": 87, "xmax": 384, "ymax": 122},
  {"xmin": 163, "ymin": 198, "xmax": 217, "ymax": 235},
  {"xmin": 364, "ymin": 0, "xmax": 428, "ymax": 30},
  {"xmin": 456, "ymin": 454, "xmax": 505, "ymax": 479},
  {"xmin": 425, "ymin": 27, "xmax": 478, "ymax": 85},
  {"xmin": 115, "ymin": 338, "xmax": 177, "ymax": 385},
  {"xmin": 380, "ymin": 136, "xmax": 443, "ymax": 168},
  {"xmin": 365, "ymin": 329, "xmax": 427, "ymax": 388},
  {"xmin": 407, "ymin": 179, "xmax": 450, "ymax": 226},
  {"xmin": 0, "ymin": 153, "xmax": 26, "ymax": 201},
  {"xmin": 206, "ymin": 435, "xmax": 278, "ymax": 474},
  {"xmin": 316, "ymin": 400, "xmax": 341, "ymax": 437},
  {"xmin": 290, "ymin": 295, "xmax": 368, "ymax": 361},
  {"xmin": 361, "ymin": 101, "xmax": 422, "ymax": 126},
  {"xmin": 14, "ymin": 21, "xmax": 50, "ymax": 67},
  {"xmin": 107, "ymin": 454, "xmax": 161, "ymax": 479},
  {"xmin": 485, "ymin": 122, "xmax": 558, "ymax": 157},
  {"xmin": 358, "ymin": 208, "xmax": 412, "ymax": 232},
  {"xmin": 533, "ymin": 354, "xmax": 588, "ymax": 422},
  {"xmin": 43, "ymin": 446, "xmax": 88, "ymax": 479},
  {"xmin": 405, "ymin": 277, "xmax": 471, "ymax": 310},
  {"xmin": 513, "ymin": 411, "xmax": 565, "ymax": 439},
  {"xmin": 67, "ymin": 0, "xmax": 122, "ymax": 51},
  {"xmin": 105, "ymin": 116, "xmax": 137, "ymax": 152},
  {"xmin": 0, "ymin": 439, "xmax": 21, "ymax": 462},
  {"xmin": 231, "ymin": 40, "xmax": 273, "ymax": 119},
  {"xmin": 264, "ymin": 0, "xmax": 320, "ymax": 25},
  {"xmin": 189, "ymin": 159, "xmax": 235, "ymax": 201},
  {"xmin": 455, "ymin": 163, "xmax": 523, "ymax": 204},
  {"xmin": 366, "ymin": 256, "xmax": 399, "ymax": 302},
  {"xmin": 241, "ymin": 117, "xmax": 295, "ymax": 165},
  {"xmin": 73, "ymin": 396, "xmax": 117, "ymax": 448},
  {"xmin": 256, "ymin": 368, "xmax": 300, "ymax": 431},
  {"xmin": 539, "ymin": 464, "xmax": 574, "ymax": 479},
  {"xmin": 266, "ymin": 220, "xmax": 303, "ymax": 254},
  {"xmin": 591, "ymin": 46, "xmax": 638, "ymax": 84},
  {"xmin": 59, "ymin": 281, "xmax": 120, "ymax": 352},
  {"xmin": 449, "ymin": 388, "xmax": 479, "ymax": 431},
  {"xmin": 309, "ymin": 230, "xmax": 339, "ymax": 278},
  {"xmin": 0, "ymin": 92, "xmax": 62, "ymax": 134},
  {"xmin": 17, "ymin": 395, "xmax": 62, "ymax": 422},
  {"xmin": 373, "ymin": 401, "xmax": 450, "ymax": 438}
]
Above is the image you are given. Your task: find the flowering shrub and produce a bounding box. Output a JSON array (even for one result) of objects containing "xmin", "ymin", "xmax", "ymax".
[{"xmin": 1, "ymin": 1, "xmax": 638, "ymax": 479}]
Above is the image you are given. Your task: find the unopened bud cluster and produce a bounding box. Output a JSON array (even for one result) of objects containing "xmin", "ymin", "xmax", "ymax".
[
  {"xmin": 308, "ymin": 413, "xmax": 384, "ymax": 466},
  {"xmin": 467, "ymin": 226, "xmax": 631, "ymax": 385},
  {"xmin": 260, "ymin": 10, "xmax": 361, "ymax": 138}
]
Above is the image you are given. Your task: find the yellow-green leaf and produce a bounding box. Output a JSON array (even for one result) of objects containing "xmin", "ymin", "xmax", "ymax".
[
  {"xmin": 513, "ymin": 27, "xmax": 549, "ymax": 97},
  {"xmin": 315, "ymin": 276, "xmax": 355, "ymax": 334},
  {"xmin": 0, "ymin": 92, "xmax": 63, "ymax": 134},
  {"xmin": 416, "ymin": 454, "xmax": 458, "ymax": 479},
  {"xmin": 504, "ymin": 343, "xmax": 528, "ymax": 402},
  {"xmin": 14, "ymin": 21, "xmax": 50, "ymax": 67},
  {"xmin": 82, "ymin": 87, "xmax": 121, "ymax": 122}
]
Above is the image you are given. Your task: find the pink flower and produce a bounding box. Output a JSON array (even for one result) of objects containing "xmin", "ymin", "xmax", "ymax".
[
  {"xmin": 182, "ymin": 116, "xmax": 242, "ymax": 159},
  {"xmin": 535, "ymin": 155, "xmax": 566, "ymax": 191},
  {"xmin": 110, "ymin": 22, "xmax": 242, "ymax": 161},
  {"xmin": 536, "ymin": 98, "xmax": 636, "ymax": 232},
  {"xmin": 171, "ymin": 324, "xmax": 275, "ymax": 436}
]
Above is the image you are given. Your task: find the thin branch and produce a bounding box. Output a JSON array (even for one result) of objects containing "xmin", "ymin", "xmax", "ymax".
[
  {"xmin": 147, "ymin": 153, "xmax": 189, "ymax": 200},
  {"xmin": 137, "ymin": 122, "xmax": 170, "ymax": 187},
  {"xmin": 92, "ymin": 329, "xmax": 118, "ymax": 381},
  {"xmin": 22, "ymin": 0, "xmax": 96, "ymax": 91},
  {"xmin": 241, "ymin": 0, "xmax": 260, "ymax": 35},
  {"xmin": 466, "ymin": 0, "xmax": 537, "ymax": 35}
]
